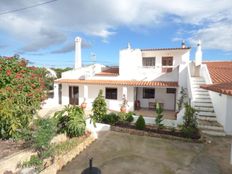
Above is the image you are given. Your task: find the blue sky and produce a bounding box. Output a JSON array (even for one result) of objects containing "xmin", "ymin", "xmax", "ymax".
[{"xmin": 0, "ymin": 0, "xmax": 232, "ymax": 68}]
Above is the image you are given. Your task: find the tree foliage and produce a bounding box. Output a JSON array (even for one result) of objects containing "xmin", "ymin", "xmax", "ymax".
[
  {"xmin": 54, "ymin": 105, "xmax": 86, "ymax": 137},
  {"xmin": 91, "ymin": 90, "xmax": 107, "ymax": 125},
  {"xmin": 0, "ymin": 56, "xmax": 48, "ymax": 139},
  {"xmin": 155, "ymin": 102, "xmax": 164, "ymax": 128}
]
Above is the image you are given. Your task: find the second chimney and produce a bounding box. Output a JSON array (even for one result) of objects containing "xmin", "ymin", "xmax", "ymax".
[{"xmin": 75, "ymin": 37, "xmax": 82, "ymax": 69}]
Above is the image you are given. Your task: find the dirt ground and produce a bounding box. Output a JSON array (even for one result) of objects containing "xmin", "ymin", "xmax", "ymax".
[
  {"xmin": 58, "ymin": 131, "xmax": 232, "ymax": 174},
  {"xmin": 0, "ymin": 140, "xmax": 25, "ymax": 159}
]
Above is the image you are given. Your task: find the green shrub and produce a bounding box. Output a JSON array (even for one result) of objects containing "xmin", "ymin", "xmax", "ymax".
[
  {"xmin": 91, "ymin": 90, "xmax": 107, "ymax": 125},
  {"xmin": 102, "ymin": 112, "xmax": 119, "ymax": 125},
  {"xmin": 135, "ymin": 115, "xmax": 145, "ymax": 130},
  {"xmin": 180, "ymin": 103, "xmax": 199, "ymax": 138},
  {"xmin": 125, "ymin": 112, "xmax": 134, "ymax": 122},
  {"xmin": 55, "ymin": 105, "xmax": 86, "ymax": 137},
  {"xmin": 22, "ymin": 118, "xmax": 57, "ymax": 171},
  {"xmin": 155, "ymin": 102, "xmax": 164, "ymax": 129},
  {"xmin": 22, "ymin": 155, "xmax": 43, "ymax": 168},
  {"xmin": 32, "ymin": 118, "xmax": 57, "ymax": 152}
]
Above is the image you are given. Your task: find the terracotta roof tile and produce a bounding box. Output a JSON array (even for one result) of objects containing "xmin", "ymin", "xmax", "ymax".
[
  {"xmin": 201, "ymin": 61, "xmax": 232, "ymax": 96},
  {"xmin": 141, "ymin": 47, "xmax": 191, "ymax": 51},
  {"xmin": 55, "ymin": 79, "xmax": 178, "ymax": 87},
  {"xmin": 204, "ymin": 61, "xmax": 232, "ymax": 83},
  {"xmin": 95, "ymin": 67, "xmax": 119, "ymax": 76},
  {"xmin": 201, "ymin": 82, "xmax": 232, "ymax": 96}
]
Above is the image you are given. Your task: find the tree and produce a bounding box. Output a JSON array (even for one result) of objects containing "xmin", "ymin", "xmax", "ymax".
[
  {"xmin": 155, "ymin": 102, "xmax": 164, "ymax": 129},
  {"xmin": 91, "ymin": 90, "xmax": 107, "ymax": 126},
  {"xmin": 0, "ymin": 56, "xmax": 49, "ymax": 139}
]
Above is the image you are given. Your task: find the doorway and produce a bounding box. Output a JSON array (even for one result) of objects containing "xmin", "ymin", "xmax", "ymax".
[{"xmin": 69, "ymin": 86, "xmax": 79, "ymax": 105}]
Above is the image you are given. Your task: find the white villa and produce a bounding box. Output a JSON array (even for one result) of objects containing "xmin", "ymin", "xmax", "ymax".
[{"xmin": 54, "ymin": 37, "xmax": 232, "ymax": 136}]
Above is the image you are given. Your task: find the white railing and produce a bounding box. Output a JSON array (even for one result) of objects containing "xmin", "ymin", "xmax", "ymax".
[
  {"xmin": 187, "ymin": 63, "xmax": 194, "ymax": 104},
  {"xmin": 200, "ymin": 64, "xmax": 213, "ymax": 84}
]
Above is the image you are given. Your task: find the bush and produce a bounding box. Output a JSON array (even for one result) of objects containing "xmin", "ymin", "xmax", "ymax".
[
  {"xmin": 0, "ymin": 56, "xmax": 50, "ymax": 139},
  {"xmin": 22, "ymin": 118, "xmax": 57, "ymax": 171},
  {"xmin": 32, "ymin": 118, "xmax": 57, "ymax": 153},
  {"xmin": 180, "ymin": 103, "xmax": 199, "ymax": 138},
  {"xmin": 102, "ymin": 112, "xmax": 119, "ymax": 125},
  {"xmin": 155, "ymin": 103, "xmax": 164, "ymax": 129},
  {"xmin": 55, "ymin": 105, "xmax": 86, "ymax": 137},
  {"xmin": 125, "ymin": 112, "xmax": 134, "ymax": 122},
  {"xmin": 91, "ymin": 90, "xmax": 107, "ymax": 125},
  {"xmin": 135, "ymin": 115, "xmax": 145, "ymax": 130}
]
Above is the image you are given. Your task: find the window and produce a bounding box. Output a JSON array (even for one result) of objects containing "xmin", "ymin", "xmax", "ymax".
[
  {"xmin": 167, "ymin": 88, "xmax": 176, "ymax": 93},
  {"xmin": 143, "ymin": 88, "xmax": 155, "ymax": 99},
  {"xmin": 105, "ymin": 88, "xmax": 117, "ymax": 100},
  {"xmin": 143, "ymin": 57, "xmax": 156, "ymax": 67},
  {"xmin": 162, "ymin": 57, "xmax": 173, "ymax": 72},
  {"xmin": 162, "ymin": 57, "xmax": 173, "ymax": 66}
]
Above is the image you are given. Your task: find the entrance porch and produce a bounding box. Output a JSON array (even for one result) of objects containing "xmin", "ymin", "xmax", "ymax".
[{"xmin": 134, "ymin": 108, "xmax": 176, "ymax": 120}]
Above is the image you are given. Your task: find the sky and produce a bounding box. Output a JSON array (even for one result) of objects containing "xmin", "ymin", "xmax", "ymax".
[{"xmin": 0, "ymin": 0, "xmax": 232, "ymax": 68}]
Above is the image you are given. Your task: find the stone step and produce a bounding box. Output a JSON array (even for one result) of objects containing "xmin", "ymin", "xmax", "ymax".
[
  {"xmin": 197, "ymin": 111, "xmax": 216, "ymax": 117},
  {"xmin": 198, "ymin": 125, "xmax": 224, "ymax": 131},
  {"xmin": 194, "ymin": 102, "xmax": 213, "ymax": 107},
  {"xmin": 197, "ymin": 119, "xmax": 221, "ymax": 127},
  {"xmin": 194, "ymin": 92, "xmax": 209, "ymax": 96},
  {"xmin": 193, "ymin": 85, "xmax": 201, "ymax": 88},
  {"xmin": 191, "ymin": 77, "xmax": 204, "ymax": 80},
  {"xmin": 192, "ymin": 81, "xmax": 206, "ymax": 85},
  {"xmin": 193, "ymin": 89, "xmax": 209, "ymax": 92},
  {"xmin": 195, "ymin": 95, "xmax": 210, "ymax": 99},
  {"xmin": 194, "ymin": 99, "xmax": 212, "ymax": 103},
  {"xmin": 195, "ymin": 107, "xmax": 214, "ymax": 112},
  {"xmin": 197, "ymin": 115, "xmax": 217, "ymax": 121},
  {"xmin": 201, "ymin": 130, "xmax": 226, "ymax": 136}
]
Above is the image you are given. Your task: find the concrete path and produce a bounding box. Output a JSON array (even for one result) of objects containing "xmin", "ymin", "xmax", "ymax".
[{"xmin": 58, "ymin": 132, "xmax": 232, "ymax": 174}]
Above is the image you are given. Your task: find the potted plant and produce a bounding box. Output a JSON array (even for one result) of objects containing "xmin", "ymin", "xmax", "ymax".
[
  {"xmin": 120, "ymin": 95, "xmax": 129, "ymax": 113},
  {"xmin": 81, "ymin": 98, "xmax": 87, "ymax": 109}
]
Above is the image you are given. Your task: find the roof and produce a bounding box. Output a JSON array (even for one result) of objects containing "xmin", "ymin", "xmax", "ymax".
[
  {"xmin": 95, "ymin": 67, "xmax": 119, "ymax": 76},
  {"xmin": 55, "ymin": 79, "xmax": 178, "ymax": 87},
  {"xmin": 201, "ymin": 61, "xmax": 232, "ymax": 96},
  {"xmin": 141, "ymin": 47, "xmax": 191, "ymax": 51},
  {"xmin": 204, "ymin": 61, "xmax": 232, "ymax": 83},
  {"xmin": 201, "ymin": 83, "xmax": 232, "ymax": 96}
]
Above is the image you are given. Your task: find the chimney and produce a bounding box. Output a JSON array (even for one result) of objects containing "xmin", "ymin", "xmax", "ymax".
[
  {"xmin": 195, "ymin": 40, "xmax": 202, "ymax": 66},
  {"xmin": 75, "ymin": 37, "xmax": 82, "ymax": 69},
  {"xmin": 181, "ymin": 40, "xmax": 186, "ymax": 48}
]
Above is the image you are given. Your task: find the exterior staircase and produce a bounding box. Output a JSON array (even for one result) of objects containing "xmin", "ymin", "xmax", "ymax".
[{"xmin": 191, "ymin": 77, "xmax": 226, "ymax": 136}]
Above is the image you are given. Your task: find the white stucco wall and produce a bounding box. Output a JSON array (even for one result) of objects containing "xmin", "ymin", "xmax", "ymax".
[
  {"xmin": 210, "ymin": 91, "xmax": 232, "ymax": 135},
  {"xmin": 119, "ymin": 48, "xmax": 189, "ymax": 81},
  {"xmin": 60, "ymin": 84, "xmax": 135, "ymax": 112},
  {"xmin": 137, "ymin": 87, "xmax": 176, "ymax": 110}
]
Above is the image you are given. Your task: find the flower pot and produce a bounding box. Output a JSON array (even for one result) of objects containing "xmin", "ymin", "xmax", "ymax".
[
  {"xmin": 81, "ymin": 102, "xmax": 87, "ymax": 109},
  {"xmin": 120, "ymin": 106, "xmax": 127, "ymax": 113}
]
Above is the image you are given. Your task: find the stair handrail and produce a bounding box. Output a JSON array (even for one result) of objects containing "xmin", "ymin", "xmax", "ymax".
[{"xmin": 187, "ymin": 62, "xmax": 195, "ymax": 106}]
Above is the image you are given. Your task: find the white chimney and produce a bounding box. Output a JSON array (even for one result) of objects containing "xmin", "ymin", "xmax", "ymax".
[
  {"xmin": 195, "ymin": 40, "xmax": 202, "ymax": 66},
  {"xmin": 75, "ymin": 37, "xmax": 82, "ymax": 69},
  {"xmin": 181, "ymin": 40, "xmax": 186, "ymax": 48}
]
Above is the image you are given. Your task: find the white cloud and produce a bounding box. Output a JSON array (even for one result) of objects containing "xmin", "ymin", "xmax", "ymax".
[
  {"xmin": 189, "ymin": 22, "xmax": 232, "ymax": 51},
  {"xmin": 0, "ymin": 0, "xmax": 231, "ymax": 52}
]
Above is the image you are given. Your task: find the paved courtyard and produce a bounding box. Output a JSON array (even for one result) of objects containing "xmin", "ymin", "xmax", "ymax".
[{"xmin": 58, "ymin": 131, "xmax": 232, "ymax": 174}]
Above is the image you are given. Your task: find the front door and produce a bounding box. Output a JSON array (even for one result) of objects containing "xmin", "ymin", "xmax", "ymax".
[
  {"xmin": 69, "ymin": 86, "xmax": 79, "ymax": 105},
  {"xmin": 162, "ymin": 57, "xmax": 173, "ymax": 72}
]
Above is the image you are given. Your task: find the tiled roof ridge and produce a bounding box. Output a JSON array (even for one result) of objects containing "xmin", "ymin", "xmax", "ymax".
[
  {"xmin": 141, "ymin": 47, "xmax": 191, "ymax": 51},
  {"xmin": 55, "ymin": 79, "xmax": 178, "ymax": 87}
]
